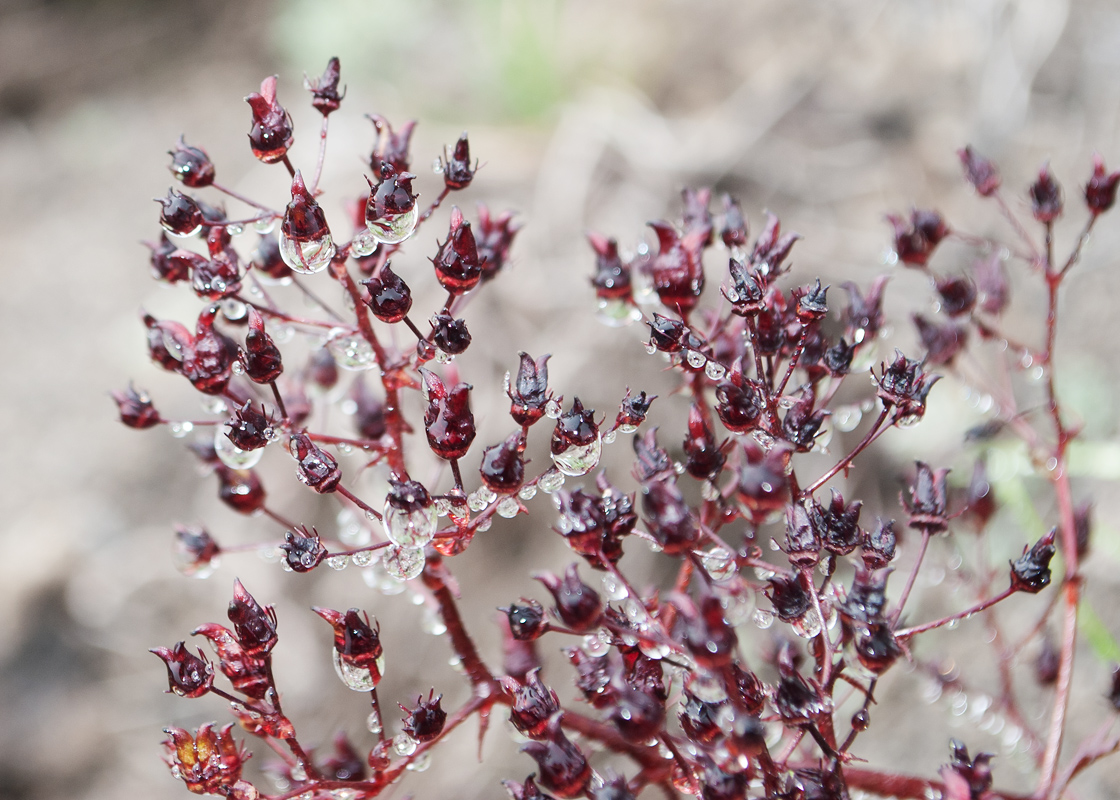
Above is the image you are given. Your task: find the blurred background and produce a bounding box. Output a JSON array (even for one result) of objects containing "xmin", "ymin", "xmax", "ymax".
[{"xmin": 3, "ymin": 0, "xmax": 1120, "ymax": 798}]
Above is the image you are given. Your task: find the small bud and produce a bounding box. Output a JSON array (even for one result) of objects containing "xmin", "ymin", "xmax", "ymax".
[
  {"xmin": 535, "ymin": 564, "xmax": 602, "ymax": 633},
  {"xmin": 914, "ymin": 314, "xmax": 967, "ymax": 366},
  {"xmin": 840, "ymin": 568, "xmax": 889, "ymax": 625},
  {"xmin": 113, "ymin": 384, "xmax": 161, "ymax": 429},
  {"xmin": 784, "ymin": 503, "xmax": 821, "ymax": 568},
  {"xmin": 504, "ymin": 775, "xmax": 557, "ymax": 800},
  {"xmin": 216, "ymin": 467, "xmax": 266, "ymax": 515},
  {"xmin": 313, "ymin": 607, "xmax": 383, "ymax": 679},
  {"xmin": 724, "ymin": 257, "xmax": 765, "ymax": 315},
  {"xmin": 351, "ymin": 380, "xmax": 386, "ymax": 440},
  {"xmin": 887, "ymin": 209, "xmax": 948, "ymax": 267},
  {"xmin": 1075, "ymin": 501, "xmax": 1093, "ymax": 558},
  {"xmin": 1085, "ymin": 154, "xmax": 1120, "ymax": 216},
  {"xmin": 226, "ymin": 402, "xmax": 276, "ymax": 451},
  {"xmin": 361, "ymin": 262, "xmax": 413, "ymax": 323},
  {"xmin": 289, "ymin": 433, "xmax": 341, "ymax": 493},
  {"xmin": 781, "ymin": 388, "xmax": 826, "ymax": 452},
  {"xmin": 1010, "ymin": 529, "xmax": 1056, "ymax": 593},
  {"xmin": 588, "ymin": 233, "xmax": 632, "ymax": 302},
  {"xmin": 310, "ymin": 347, "xmax": 340, "ymax": 391},
  {"xmin": 959, "ymin": 146, "xmax": 1001, "ymax": 197},
  {"xmin": 774, "ymin": 642, "xmax": 828, "ymax": 720},
  {"xmin": 400, "ymin": 690, "xmax": 446, "ymax": 743},
  {"xmin": 862, "ymin": 518, "xmax": 897, "ymax": 570},
  {"xmin": 364, "ymin": 162, "xmax": 418, "ymax": 243},
  {"xmin": 1030, "ymin": 164, "xmax": 1063, "ymax": 222},
  {"xmin": 246, "ymin": 75, "xmax": 294, "ymax": 164},
  {"xmin": 682, "ymin": 404, "xmax": 725, "ymax": 480},
  {"xmin": 766, "ymin": 574, "xmax": 812, "ymax": 622},
  {"xmin": 503, "ymin": 599, "xmax": 547, "ymax": 641},
  {"xmin": 646, "ymin": 313, "xmax": 686, "ymax": 353},
  {"xmin": 480, "ymin": 432, "xmax": 526, "ymax": 493},
  {"xmin": 432, "ymin": 313, "xmax": 471, "ymax": 355},
  {"xmin": 551, "ymin": 398, "xmax": 599, "ymax": 456},
  {"xmin": 367, "ymin": 115, "xmax": 415, "ymax": 179},
  {"xmin": 796, "ymin": 279, "xmax": 829, "ymax": 322},
  {"xmin": 647, "ymin": 221, "xmax": 705, "ymax": 314},
  {"xmin": 875, "ymin": 350, "xmax": 940, "ymax": 423},
  {"xmin": 641, "ymin": 479, "xmax": 699, "ymax": 554},
  {"xmin": 715, "ymin": 362, "xmax": 764, "ymax": 433},
  {"xmin": 972, "ymin": 252, "xmax": 1010, "ymax": 315},
  {"xmin": 421, "ymin": 369, "xmax": 476, "ymax": 460},
  {"xmin": 615, "ymin": 389, "xmax": 654, "ymax": 430},
  {"xmin": 227, "ymin": 579, "xmax": 278, "ymax": 658},
  {"xmin": 936, "ymin": 274, "xmax": 978, "ymax": 317},
  {"xmin": 279, "ymin": 526, "xmax": 327, "ymax": 572},
  {"xmin": 679, "ymin": 690, "xmax": 723, "ymax": 745},
  {"xmin": 811, "ymin": 490, "xmax": 862, "ymax": 556},
  {"xmin": 903, "ymin": 461, "xmax": 951, "ymax": 534},
  {"xmin": 162, "ymin": 723, "xmax": 249, "ymax": 795},
  {"xmin": 1036, "ymin": 631, "xmax": 1059, "ymax": 685},
  {"xmin": 431, "ymin": 207, "xmax": 482, "ymax": 293},
  {"xmin": 477, "ymin": 205, "xmax": 521, "ymax": 282},
  {"xmin": 941, "ymin": 740, "xmax": 994, "ymax": 800},
  {"xmin": 183, "ymin": 305, "xmax": 237, "ymax": 395},
  {"xmin": 250, "ymin": 234, "xmax": 292, "ymax": 281},
  {"xmin": 280, "ymin": 171, "xmax": 335, "ymax": 273},
  {"xmin": 509, "ymin": 352, "xmax": 552, "ymax": 426},
  {"xmin": 169, "ymin": 137, "xmax": 215, "ymax": 188},
  {"xmin": 564, "ymin": 647, "xmax": 615, "ymax": 708},
  {"xmin": 824, "ymin": 338, "xmax": 855, "ymax": 377},
  {"xmin": 151, "ymin": 641, "xmax": 214, "ymax": 698},
  {"xmin": 304, "ymin": 56, "xmax": 344, "ymax": 116},
  {"xmin": 520, "ymin": 727, "xmax": 591, "ymax": 799},
  {"xmin": 608, "ymin": 681, "xmax": 666, "ymax": 740},
  {"xmin": 681, "ymin": 187, "xmax": 713, "ymax": 244},
  {"xmin": 174, "ymin": 525, "xmax": 221, "ymax": 577},
  {"xmin": 443, "ymin": 133, "xmax": 475, "ymax": 190},
  {"xmin": 502, "ymin": 669, "xmax": 561, "ymax": 739},
  {"xmin": 157, "ymin": 188, "xmax": 204, "ymax": 237},
  {"xmin": 192, "ymin": 623, "xmax": 270, "ymax": 699},
  {"xmin": 320, "ymin": 732, "xmax": 365, "ymax": 782},
  {"xmin": 719, "ymin": 194, "xmax": 749, "ymax": 249},
  {"xmin": 854, "ymin": 623, "xmax": 902, "ymax": 674},
  {"xmin": 749, "ymin": 211, "xmax": 800, "ymax": 273},
  {"xmin": 735, "ymin": 442, "xmax": 791, "ymax": 525}
]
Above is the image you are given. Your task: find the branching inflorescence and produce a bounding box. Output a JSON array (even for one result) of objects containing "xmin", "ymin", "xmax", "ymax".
[{"xmin": 118, "ymin": 59, "xmax": 1120, "ymax": 800}]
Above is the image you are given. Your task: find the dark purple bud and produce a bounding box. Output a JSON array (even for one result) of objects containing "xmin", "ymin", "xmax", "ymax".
[
  {"xmin": 443, "ymin": 133, "xmax": 475, "ymax": 190},
  {"xmin": 724, "ymin": 257, "xmax": 764, "ymax": 315},
  {"xmin": 903, "ymin": 461, "xmax": 951, "ymax": 534},
  {"xmin": 477, "ymin": 204, "xmax": 521, "ymax": 282},
  {"xmin": 367, "ymin": 115, "xmax": 415, "ymax": 179},
  {"xmin": 535, "ymin": 564, "xmax": 602, "ymax": 633},
  {"xmin": 289, "ymin": 432, "xmax": 341, "ymax": 493},
  {"xmin": 679, "ymin": 690, "xmax": 723, "ymax": 745},
  {"xmin": 503, "ymin": 599, "xmax": 547, "ymax": 641},
  {"xmin": 641, "ymin": 479, "xmax": 699, "ymax": 554},
  {"xmin": 520, "ymin": 728, "xmax": 591, "ymax": 800},
  {"xmin": 182, "ymin": 306, "xmax": 236, "ymax": 395},
  {"xmin": 1030, "ymin": 164, "xmax": 1063, "ymax": 222},
  {"xmin": 503, "ymin": 775, "xmax": 557, "ymax": 800},
  {"xmin": 279, "ymin": 526, "xmax": 327, "ymax": 573},
  {"xmin": 735, "ymin": 442, "xmax": 791, "ymax": 525},
  {"xmin": 351, "ymin": 380, "xmax": 386, "ymax": 440},
  {"xmin": 785, "ymin": 503, "xmax": 821, "ymax": 568},
  {"xmin": 431, "ymin": 206, "xmax": 482, "ymax": 293},
  {"xmin": 432, "ymin": 313, "xmax": 471, "ymax": 355},
  {"xmin": 242, "ymin": 315, "xmax": 281, "ymax": 379},
  {"xmin": 681, "ymin": 187, "xmax": 714, "ymax": 244},
  {"xmin": 678, "ymin": 595, "xmax": 737, "ymax": 670},
  {"xmin": 157, "ymin": 188, "xmax": 204, "ymax": 237},
  {"xmin": 766, "ymin": 574, "xmax": 812, "ymax": 622},
  {"xmin": 840, "ymin": 568, "xmax": 889, "ymax": 625},
  {"xmin": 843, "ymin": 275, "xmax": 890, "ymax": 339},
  {"xmin": 728, "ymin": 663, "xmax": 766, "ymax": 715},
  {"xmin": 226, "ymin": 402, "xmax": 276, "ymax": 451},
  {"xmin": 715, "ymin": 361, "xmax": 764, "ymax": 433},
  {"xmin": 145, "ymin": 233, "xmax": 191, "ymax": 283},
  {"xmin": 608, "ymin": 682, "xmax": 666, "ymax": 740},
  {"xmin": 941, "ymin": 740, "xmax": 994, "ymax": 800},
  {"xmin": 1010, "ymin": 529, "xmax": 1055, "ymax": 593},
  {"xmin": 502, "ymin": 669, "xmax": 561, "ymax": 739},
  {"xmin": 719, "ymin": 194, "xmax": 749, "ymax": 249},
  {"xmin": 683, "ymin": 404, "xmax": 725, "ymax": 480},
  {"xmin": 1036, "ymin": 631, "xmax": 1059, "ymax": 685},
  {"xmin": 615, "ymin": 389, "xmax": 654, "ymax": 431},
  {"xmin": 305, "ymin": 56, "xmax": 344, "ymax": 116},
  {"xmin": 192, "ymin": 623, "xmax": 269, "ymax": 699},
  {"xmin": 964, "ymin": 459, "xmax": 997, "ymax": 530},
  {"xmin": 564, "ymin": 647, "xmax": 615, "ymax": 708},
  {"xmin": 227, "ymin": 579, "xmax": 278, "ymax": 658},
  {"xmin": 589, "ymin": 773, "xmax": 636, "ymax": 800},
  {"xmin": 862, "ymin": 518, "xmax": 897, "ymax": 570},
  {"xmin": 551, "ymin": 397, "xmax": 598, "ymax": 454},
  {"xmin": 936, "ymin": 275, "xmax": 977, "ymax": 317},
  {"xmin": 169, "ymin": 137, "xmax": 215, "ymax": 188},
  {"xmin": 632, "ymin": 427, "xmax": 674, "ymax": 483},
  {"xmin": 480, "ymin": 432, "xmax": 526, "ymax": 493},
  {"xmin": 151, "ymin": 641, "xmax": 214, "ymax": 698},
  {"xmin": 246, "ymin": 75, "xmax": 294, "ymax": 164},
  {"xmin": 887, "ymin": 209, "xmax": 949, "ymax": 267},
  {"xmin": 775, "ymin": 642, "xmax": 828, "ymax": 720},
  {"xmin": 749, "ymin": 211, "xmax": 799, "ymax": 274},
  {"xmin": 959, "ymin": 146, "xmax": 1001, "ymax": 196},
  {"xmin": 781, "ymin": 389, "xmax": 826, "ymax": 453},
  {"xmin": 509, "ymin": 352, "xmax": 551, "ymax": 427},
  {"xmin": 647, "ymin": 220, "xmax": 705, "ymax": 314},
  {"xmin": 421, "ymin": 369, "xmax": 476, "ymax": 460},
  {"xmin": 216, "ymin": 467, "xmax": 266, "ymax": 515},
  {"xmin": 113, "ymin": 384, "xmax": 161, "ymax": 429},
  {"xmin": 400, "ymin": 690, "xmax": 446, "ymax": 743},
  {"xmin": 875, "ymin": 350, "xmax": 940, "ymax": 423},
  {"xmin": 700, "ymin": 762, "xmax": 748, "ymax": 800},
  {"xmin": 173, "ymin": 525, "xmax": 221, "ymax": 577},
  {"xmin": 796, "ymin": 279, "xmax": 829, "ymax": 322},
  {"xmin": 312, "ymin": 607, "xmax": 383, "ymax": 677},
  {"xmin": 361, "ymin": 263, "xmax": 412, "ymax": 323},
  {"xmin": 812, "ymin": 490, "xmax": 862, "ymax": 556},
  {"xmin": 1085, "ymin": 155, "xmax": 1120, "ymax": 216},
  {"xmin": 1075, "ymin": 502, "xmax": 1092, "ymax": 559},
  {"xmin": 308, "ymin": 346, "xmax": 338, "ymax": 390},
  {"xmin": 824, "ymin": 338, "xmax": 855, "ymax": 377},
  {"xmin": 753, "ymin": 302, "xmax": 784, "ymax": 356},
  {"xmin": 914, "ymin": 314, "xmax": 968, "ymax": 366},
  {"xmin": 854, "ymin": 623, "xmax": 902, "ymax": 675},
  {"xmin": 281, "ymin": 171, "xmax": 333, "ymax": 271},
  {"xmin": 588, "ymin": 233, "xmax": 632, "ymax": 302},
  {"xmin": 647, "ymin": 313, "xmax": 686, "ymax": 353},
  {"xmin": 250, "ymin": 234, "xmax": 292, "ymax": 281}
]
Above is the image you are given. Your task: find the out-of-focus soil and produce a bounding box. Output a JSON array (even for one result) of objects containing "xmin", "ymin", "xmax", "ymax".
[{"xmin": 2, "ymin": 1, "xmax": 1120, "ymax": 798}]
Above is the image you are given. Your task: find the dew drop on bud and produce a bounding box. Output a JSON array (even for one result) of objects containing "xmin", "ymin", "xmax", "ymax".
[
  {"xmin": 476, "ymin": 516, "xmax": 493, "ymax": 532},
  {"xmin": 406, "ymin": 752, "xmax": 432, "ymax": 772},
  {"xmin": 698, "ymin": 545, "xmax": 737, "ymax": 581},
  {"xmin": 326, "ymin": 555, "xmax": 349, "ymax": 570},
  {"xmin": 602, "ymin": 429, "xmax": 617, "ymax": 445},
  {"xmin": 393, "ymin": 733, "xmax": 418, "ymax": 756},
  {"xmin": 644, "ymin": 342, "xmax": 658, "ymax": 355},
  {"xmin": 544, "ymin": 398, "xmax": 562, "ymax": 419},
  {"xmin": 227, "ymin": 223, "xmax": 245, "ymax": 236},
  {"xmin": 432, "ymin": 157, "xmax": 444, "ymax": 175},
  {"xmin": 792, "ymin": 612, "xmax": 822, "ymax": 639},
  {"xmin": 383, "ymin": 545, "xmax": 425, "ymax": 581},
  {"xmin": 253, "ymin": 216, "xmax": 277, "ymax": 234},
  {"xmin": 220, "ymin": 298, "xmax": 248, "ymax": 321},
  {"xmin": 279, "ymin": 232, "xmax": 336, "ymax": 274},
  {"xmin": 551, "ymin": 433, "xmax": 603, "ymax": 477},
  {"xmin": 366, "ymin": 710, "xmax": 383, "ymax": 734},
  {"xmin": 333, "ymin": 650, "xmax": 383, "ymax": 692},
  {"xmin": 752, "ymin": 609, "xmax": 775, "ymax": 629},
  {"xmin": 215, "ymin": 427, "xmax": 265, "ymax": 469},
  {"xmin": 368, "ymin": 206, "xmax": 419, "ymax": 245},
  {"xmin": 518, "ymin": 484, "xmax": 537, "ymax": 501},
  {"xmin": 583, "ymin": 632, "xmax": 611, "ymax": 657},
  {"xmin": 704, "ymin": 360, "xmax": 726, "ymax": 380},
  {"xmin": 537, "ymin": 468, "xmax": 565, "ymax": 494},
  {"xmin": 326, "ymin": 328, "xmax": 377, "ymax": 370},
  {"xmin": 383, "ymin": 502, "xmax": 436, "ymax": 549},
  {"xmin": 349, "ymin": 230, "xmax": 378, "ymax": 258},
  {"xmin": 351, "ymin": 549, "xmax": 377, "ymax": 567},
  {"xmin": 289, "ymin": 762, "xmax": 307, "ymax": 783},
  {"xmin": 686, "ymin": 350, "xmax": 706, "ymax": 369},
  {"xmin": 497, "ymin": 496, "xmax": 520, "ymax": 518}
]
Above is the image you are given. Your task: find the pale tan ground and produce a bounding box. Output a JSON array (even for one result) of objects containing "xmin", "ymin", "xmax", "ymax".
[{"xmin": 2, "ymin": 1, "xmax": 1120, "ymax": 799}]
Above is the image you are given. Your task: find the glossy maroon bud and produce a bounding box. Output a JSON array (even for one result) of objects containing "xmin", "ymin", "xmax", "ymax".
[
  {"xmin": 151, "ymin": 641, "xmax": 214, "ymax": 698},
  {"xmin": 1010, "ymin": 529, "xmax": 1055, "ymax": 593},
  {"xmin": 305, "ymin": 56, "xmax": 344, "ymax": 116},
  {"xmin": 280, "ymin": 526, "xmax": 327, "ymax": 573},
  {"xmin": 564, "ymin": 646, "xmax": 615, "ymax": 707},
  {"xmin": 862, "ymin": 518, "xmax": 897, "ymax": 570},
  {"xmin": 216, "ymin": 467, "xmax": 266, "ymax": 514},
  {"xmin": 1036, "ymin": 631, "xmax": 1059, "ymax": 685},
  {"xmin": 157, "ymin": 188, "xmax": 204, "ymax": 237},
  {"xmin": 782, "ymin": 389, "xmax": 826, "ymax": 453},
  {"xmin": 735, "ymin": 442, "xmax": 790, "ymax": 524},
  {"xmin": 753, "ymin": 301, "xmax": 784, "ymax": 356},
  {"xmin": 1026, "ymin": 163, "xmax": 1063, "ymax": 223},
  {"xmin": 714, "ymin": 362, "xmax": 763, "ymax": 433},
  {"xmin": 914, "ymin": 314, "xmax": 967, "ymax": 366},
  {"xmin": 941, "ymin": 740, "xmax": 994, "ymax": 800},
  {"xmin": 289, "ymin": 432, "xmax": 341, "ymax": 493},
  {"xmin": 442, "ymin": 132, "xmax": 475, "ymax": 190},
  {"xmin": 554, "ymin": 488, "xmax": 614, "ymax": 569},
  {"xmin": 504, "ymin": 599, "xmax": 547, "ymax": 641},
  {"xmin": 887, "ymin": 209, "xmax": 948, "ymax": 267},
  {"xmin": 246, "ymin": 75, "xmax": 294, "ymax": 163},
  {"xmin": 551, "ymin": 397, "xmax": 598, "ymax": 453},
  {"xmin": 720, "ymin": 193, "xmax": 749, "ymax": 249},
  {"xmin": 432, "ymin": 207, "xmax": 482, "ymax": 293},
  {"xmin": 174, "ymin": 524, "xmax": 221, "ymax": 577},
  {"xmin": 677, "ymin": 594, "xmax": 737, "ymax": 669},
  {"xmin": 350, "ymin": 379, "xmax": 386, "ymax": 440},
  {"xmin": 421, "ymin": 369, "xmax": 476, "ymax": 460},
  {"xmin": 648, "ymin": 220, "xmax": 705, "ymax": 314},
  {"xmin": 399, "ymin": 690, "xmax": 446, "ymax": 743},
  {"xmin": 608, "ymin": 680, "xmax": 666, "ymax": 740},
  {"xmin": 477, "ymin": 204, "xmax": 521, "ymax": 282},
  {"xmin": 250, "ymin": 234, "xmax": 292, "ymax": 281},
  {"xmin": 319, "ymin": 731, "xmax": 365, "ymax": 782},
  {"xmin": 614, "ymin": 389, "xmax": 654, "ymax": 431},
  {"xmin": 508, "ymin": 352, "xmax": 551, "ymax": 426},
  {"xmin": 679, "ymin": 690, "xmax": 723, "ymax": 745},
  {"xmin": 775, "ymin": 642, "xmax": 828, "ymax": 720},
  {"xmin": 113, "ymin": 384, "xmax": 161, "ymax": 429},
  {"xmin": 313, "ymin": 607, "xmax": 383, "ymax": 674},
  {"xmin": 168, "ymin": 137, "xmax": 215, "ymax": 188},
  {"xmin": 521, "ymin": 728, "xmax": 592, "ymax": 800},
  {"xmin": 503, "ymin": 669, "xmax": 561, "ymax": 739},
  {"xmin": 823, "ymin": 338, "xmax": 855, "ymax": 377},
  {"xmin": 241, "ymin": 307, "xmax": 283, "ymax": 383},
  {"xmin": 192, "ymin": 623, "xmax": 270, "ymax": 699},
  {"xmin": 227, "ymin": 579, "xmax": 277, "ymax": 658},
  {"xmin": 226, "ymin": 402, "xmax": 275, "ymax": 451},
  {"xmin": 841, "ymin": 276, "xmax": 889, "ymax": 343},
  {"xmin": 367, "ymin": 115, "xmax": 415, "ymax": 179},
  {"xmin": 724, "ymin": 257, "xmax": 764, "ymax": 315},
  {"xmin": 854, "ymin": 623, "xmax": 902, "ymax": 674},
  {"xmin": 480, "ymin": 432, "xmax": 526, "ymax": 494},
  {"xmin": 432, "ymin": 313, "xmax": 471, "ymax": 355},
  {"xmin": 504, "ymin": 775, "xmax": 557, "ymax": 800},
  {"xmin": 535, "ymin": 564, "xmax": 602, "ymax": 633},
  {"xmin": 1085, "ymin": 154, "xmax": 1120, "ymax": 216},
  {"xmin": 183, "ymin": 306, "xmax": 236, "ymax": 395},
  {"xmin": 311, "ymin": 349, "xmax": 341, "ymax": 392},
  {"xmin": 700, "ymin": 762, "xmax": 748, "ymax": 800},
  {"xmin": 903, "ymin": 461, "xmax": 951, "ymax": 534},
  {"xmin": 646, "ymin": 313, "xmax": 686, "ymax": 352},
  {"xmin": 728, "ymin": 662, "xmax": 767, "ymax": 715},
  {"xmin": 959, "ymin": 146, "xmax": 1001, "ymax": 197},
  {"xmin": 281, "ymin": 171, "xmax": 334, "ymax": 272},
  {"xmin": 766, "ymin": 574, "xmax": 812, "ymax": 622},
  {"xmin": 631, "ymin": 427, "xmax": 673, "ymax": 483},
  {"xmin": 162, "ymin": 723, "xmax": 249, "ymax": 796},
  {"xmin": 641, "ymin": 479, "xmax": 699, "ymax": 554},
  {"xmin": 145, "ymin": 232, "xmax": 189, "ymax": 283},
  {"xmin": 190, "ymin": 234, "xmax": 240, "ymax": 301},
  {"xmin": 364, "ymin": 163, "xmax": 418, "ymax": 240},
  {"xmin": 683, "ymin": 404, "xmax": 725, "ymax": 480},
  {"xmin": 749, "ymin": 211, "xmax": 799, "ymax": 274},
  {"xmin": 936, "ymin": 274, "xmax": 977, "ymax": 317},
  {"xmin": 803, "ymin": 491, "xmax": 858, "ymax": 557},
  {"xmin": 875, "ymin": 350, "xmax": 939, "ymax": 422},
  {"xmin": 784, "ymin": 503, "xmax": 821, "ymax": 568},
  {"xmin": 588, "ymin": 233, "xmax": 631, "ymax": 301},
  {"xmin": 358, "ymin": 263, "xmax": 411, "ymax": 323},
  {"xmin": 796, "ymin": 279, "xmax": 829, "ymax": 322}
]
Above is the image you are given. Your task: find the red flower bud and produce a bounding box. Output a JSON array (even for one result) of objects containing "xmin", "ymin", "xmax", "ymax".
[
  {"xmin": 508, "ymin": 352, "xmax": 551, "ymax": 426},
  {"xmin": 887, "ymin": 209, "xmax": 949, "ymax": 267},
  {"xmin": 113, "ymin": 384, "xmax": 161, "ymax": 429},
  {"xmin": 289, "ymin": 433, "xmax": 341, "ymax": 493},
  {"xmin": 959, "ymin": 145, "xmax": 1001, "ymax": 196},
  {"xmin": 421, "ymin": 369, "xmax": 476, "ymax": 460},
  {"xmin": 227, "ymin": 579, "xmax": 278, "ymax": 658},
  {"xmin": 361, "ymin": 263, "xmax": 413, "ymax": 323},
  {"xmin": 169, "ymin": 137, "xmax": 215, "ymax": 188},
  {"xmin": 279, "ymin": 526, "xmax": 327, "ymax": 572},
  {"xmin": 162, "ymin": 723, "xmax": 250, "ymax": 795},
  {"xmin": 443, "ymin": 133, "xmax": 475, "ymax": 190},
  {"xmin": 151, "ymin": 641, "xmax": 214, "ymax": 698},
  {"xmin": 1010, "ymin": 529, "xmax": 1055, "ymax": 593},
  {"xmin": 432, "ymin": 207, "xmax": 482, "ymax": 293},
  {"xmin": 157, "ymin": 188, "xmax": 204, "ymax": 237},
  {"xmin": 246, "ymin": 75, "xmax": 294, "ymax": 164},
  {"xmin": 400, "ymin": 690, "xmax": 446, "ymax": 742},
  {"xmin": 535, "ymin": 564, "xmax": 602, "ymax": 633},
  {"xmin": 192, "ymin": 623, "xmax": 270, "ymax": 699},
  {"xmin": 502, "ymin": 599, "xmax": 547, "ymax": 641},
  {"xmin": 1030, "ymin": 163, "xmax": 1063, "ymax": 222},
  {"xmin": 502, "ymin": 668, "xmax": 561, "ymax": 739},
  {"xmin": 477, "ymin": 204, "xmax": 520, "ymax": 282},
  {"xmin": 304, "ymin": 57, "xmax": 344, "ymax": 116},
  {"xmin": 520, "ymin": 727, "xmax": 591, "ymax": 799},
  {"xmin": 367, "ymin": 115, "xmax": 415, "ymax": 180},
  {"xmin": 1085, "ymin": 154, "xmax": 1120, "ymax": 216}
]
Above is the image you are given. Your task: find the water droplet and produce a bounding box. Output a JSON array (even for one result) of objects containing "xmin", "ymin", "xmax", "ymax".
[
  {"xmin": 551, "ymin": 434, "xmax": 603, "ymax": 477},
  {"xmin": 333, "ymin": 650, "xmax": 383, "ymax": 692},
  {"xmin": 349, "ymin": 230, "xmax": 378, "ymax": 258},
  {"xmin": 393, "ymin": 733, "xmax": 417, "ymax": 756},
  {"xmin": 383, "ymin": 502, "xmax": 436, "ymax": 549},
  {"xmin": 644, "ymin": 342, "xmax": 658, "ymax": 355},
  {"xmin": 406, "ymin": 751, "xmax": 432, "ymax": 772},
  {"xmin": 366, "ymin": 710, "xmax": 382, "ymax": 734},
  {"xmin": 326, "ymin": 328, "xmax": 377, "ymax": 371},
  {"xmin": 618, "ymin": 423, "xmax": 638, "ymax": 434},
  {"xmin": 476, "ymin": 516, "xmax": 493, "ymax": 532},
  {"xmin": 537, "ymin": 468, "xmax": 565, "ymax": 494},
  {"xmin": 602, "ymin": 428, "xmax": 617, "ymax": 445},
  {"xmin": 467, "ymin": 491, "xmax": 487, "ymax": 512},
  {"xmin": 1030, "ymin": 365, "xmax": 1045, "ymax": 382},
  {"xmin": 383, "ymin": 545, "xmax": 425, "ymax": 581},
  {"xmin": 231, "ymin": 360, "xmax": 245, "ymax": 375},
  {"xmin": 833, "ymin": 404, "xmax": 863, "ymax": 432},
  {"xmin": 595, "ymin": 297, "xmax": 643, "ymax": 327},
  {"xmin": 686, "ymin": 350, "xmax": 706, "ymax": 369},
  {"xmin": 896, "ymin": 413, "xmax": 922, "ymax": 427},
  {"xmin": 220, "ymin": 298, "xmax": 248, "ymax": 321},
  {"xmin": 518, "ymin": 484, "xmax": 537, "ymax": 501},
  {"xmin": 704, "ymin": 360, "xmax": 726, "ymax": 381},
  {"xmin": 252, "ymin": 216, "xmax": 276, "ymax": 234},
  {"xmin": 368, "ymin": 206, "xmax": 418, "ymax": 245},
  {"xmin": 432, "ymin": 157, "xmax": 444, "ymax": 174},
  {"xmin": 422, "ymin": 605, "xmax": 447, "ymax": 636},
  {"xmin": 214, "ymin": 427, "xmax": 264, "ymax": 469},
  {"xmin": 327, "ymin": 555, "xmax": 349, "ymax": 571},
  {"xmin": 698, "ymin": 545, "xmax": 737, "ymax": 582},
  {"xmin": 583, "ymin": 632, "xmax": 611, "ymax": 657},
  {"xmin": 753, "ymin": 609, "xmax": 775, "ymax": 629},
  {"xmin": 544, "ymin": 398, "xmax": 562, "ymax": 419},
  {"xmin": 689, "ymin": 671, "xmax": 728, "ymax": 703},
  {"xmin": 601, "ymin": 572, "xmax": 628, "ymax": 600},
  {"xmin": 792, "ymin": 612, "xmax": 822, "ymax": 639},
  {"xmin": 279, "ymin": 232, "xmax": 336, "ymax": 274},
  {"xmin": 497, "ymin": 496, "xmax": 520, "ymax": 518},
  {"xmin": 225, "ymin": 223, "xmax": 245, "ymax": 236},
  {"xmin": 351, "ymin": 549, "xmax": 377, "ymax": 567}
]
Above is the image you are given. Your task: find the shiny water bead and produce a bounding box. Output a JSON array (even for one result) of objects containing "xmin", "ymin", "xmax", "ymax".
[
  {"xmin": 253, "ymin": 216, "xmax": 277, "ymax": 234},
  {"xmin": 704, "ymin": 360, "xmax": 726, "ymax": 380},
  {"xmin": 325, "ymin": 329, "xmax": 376, "ymax": 370},
  {"xmin": 349, "ymin": 230, "xmax": 378, "ymax": 258},
  {"xmin": 326, "ymin": 555, "xmax": 349, "ymax": 571},
  {"xmin": 279, "ymin": 232, "xmax": 336, "ymax": 274},
  {"xmin": 383, "ymin": 482, "xmax": 437, "ymax": 549},
  {"xmin": 551, "ymin": 435, "xmax": 602, "ymax": 477},
  {"xmin": 351, "ymin": 549, "xmax": 377, "ymax": 567},
  {"xmin": 369, "ymin": 205, "xmax": 418, "ymax": 245},
  {"xmin": 215, "ymin": 427, "xmax": 264, "ymax": 469},
  {"xmin": 538, "ymin": 469, "xmax": 565, "ymax": 494},
  {"xmin": 383, "ymin": 546, "xmax": 425, "ymax": 581},
  {"xmin": 686, "ymin": 350, "xmax": 706, "ymax": 369},
  {"xmin": 393, "ymin": 733, "xmax": 418, "ymax": 756},
  {"xmin": 518, "ymin": 484, "xmax": 538, "ymax": 501},
  {"xmin": 698, "ymin": 545, "xmax": 738, "ymax": 582},
  {"xmin": 333, "ymin": 650, "xmax": 384, "ymax": 692},
  {"xmin": 497, "ymin": 496, "xmax": 520, "ymax": 518},
  {"xmin": 595, "ymin": 297, "xmax": 643, "ymax": 327}
]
